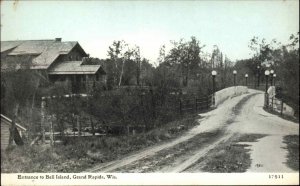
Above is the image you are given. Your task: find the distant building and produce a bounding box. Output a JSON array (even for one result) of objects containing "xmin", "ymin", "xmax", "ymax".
[{"xmin": 1, "ymin": 38, "xmax": 106, "ymax": 93}]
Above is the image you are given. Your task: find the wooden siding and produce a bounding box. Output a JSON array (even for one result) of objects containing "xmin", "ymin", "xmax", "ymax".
[
  {"xmin": 1, "ymin": 116, "xmax": 26, "ymax": 150},
  {"xmin": 59, "ymin": 44, "xmax": 88, "ymax": 62},
  {"xmin": 1, "ymin": 118, "xmax": 12, "ymax": 150}
]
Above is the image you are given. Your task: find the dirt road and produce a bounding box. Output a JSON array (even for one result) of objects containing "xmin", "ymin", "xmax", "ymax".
[{"xmin": 86, "ymin": 89, "xmax": 299, "ymax": 173}]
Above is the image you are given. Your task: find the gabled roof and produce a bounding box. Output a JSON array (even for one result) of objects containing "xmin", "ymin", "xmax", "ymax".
[
  {"xmin": 5, "ymin": 40, "xmax": 57, "ymax": 55},
  {"xmin": 48, "ymin": 61, "xmax": 103, "ymax": 75},
  {"xmin": 31, "ymin": 41, "xmax": 79, "ymax": 69},
  {"xmin": 1, "ymin": 114, "xmax": 27, "ymax": 131},
  {"xmin": 1, "ymin": 41, "xmax": 24, "ymax": 53},
  {"xmin": 1, "ymin": 39, "xmax": 87, "ymax": 69}
]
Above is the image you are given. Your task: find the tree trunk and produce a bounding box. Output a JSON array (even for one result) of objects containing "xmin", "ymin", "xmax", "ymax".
[
  {"xmin": 137, "ymin": 60, "xmax": 140, "ymax": 86},
  {"xmin": 9, "ymin": 103, "xmax": 19, "ymax": 147},
  {"xmin": 90, "ymin": 117, "xmax": 95, "ymax": 136},
  {"xmin": 118, "ymin": 59, "xmax": 125, "ymax": 87},
  {"xmin": 29, "ymin": 78, "xmax": 40, "ymax": 137},
  {"xmin": 30, "ymin": 93, "xmax": 36, "ymax": 125},
  {"xmin": 186, "ymin": 61, "xmax": 189, "ymax": 87}
]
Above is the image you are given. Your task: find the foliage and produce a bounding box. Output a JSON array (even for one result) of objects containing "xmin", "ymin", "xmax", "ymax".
[
  {"xmin": 1, "ymin": 115, "xmax": 200, "ymax": 173},
  {"xmin": 283, "ymin": 135, "xmax": 299, "ymax": 171},
  {"xmin": 238, "ymin": 32, "xmax": 299, "ymax": 115},
  {"xmin": 1, "ymin": 55, "xmax": 49, "ymax": 141},
  {"xmin": 164, "ymin": 36, "xmax": 205, "ymax": 87},
  {"xmin": 106, "ymin": 41, "xmax": 155, "ymax": 88}
]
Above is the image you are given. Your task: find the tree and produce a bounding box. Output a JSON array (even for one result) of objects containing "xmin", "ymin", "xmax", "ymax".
[
  {"xmin": 1, "ymin": 56, "xmax": 45, "ymax": 145},
  {"xmin": 278, "ymin": 33, "xmax": 299, "ymax": 115},
  {"xmin": 246, "ymin": 33, "xmax": 299, "ymax": 115},
  {"xmin": 211, "ymin": 45, "xmax": 225, "ymax": 69},
  {"xmin": 107, "ymin": 40, "xmax": 134, "ymax": 87},
  {"xmin": 140, "ymin": 58, "xmax": 155, "ymax": 86},
  {"xmin": 131, "ymin": 46, "xmax": 141, "ymax": 85},
  {"xmin": 165, "ymin": 36, "xmax": 205, "ymax": 87}
]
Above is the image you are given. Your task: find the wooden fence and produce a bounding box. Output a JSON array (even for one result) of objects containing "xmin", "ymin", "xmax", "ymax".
[
  {"xmin": 40, "ymin": 91, "xmax": 216, "ymax": 145},
  {"xmin": 179, "ymin": 94, "xmax": 213, "ymax": 115}
]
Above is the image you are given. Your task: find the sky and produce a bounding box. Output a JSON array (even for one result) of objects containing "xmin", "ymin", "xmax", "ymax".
[{"xmin": 1, "ymin": 0, "xmax": 299, "ymax": 65}]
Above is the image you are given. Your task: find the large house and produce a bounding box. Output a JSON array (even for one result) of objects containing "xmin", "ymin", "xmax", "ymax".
[{"xmin": 1, "ymin": 38, "xmax": 106, "ymax": 93}]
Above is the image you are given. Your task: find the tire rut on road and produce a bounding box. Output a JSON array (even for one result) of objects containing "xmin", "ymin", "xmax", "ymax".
[
  {"xmin": 113, "ymin": 130, "xmax": 224, "ymax": 172},
  {"xmin": 168, "ymin": 133, "xmax": 234, "ymax": 172}
]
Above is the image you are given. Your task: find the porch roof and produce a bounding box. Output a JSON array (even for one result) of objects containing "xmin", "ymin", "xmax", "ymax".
[{"xmin": 48, "ymin": 61, "xmax": 102, "ymax": 75}]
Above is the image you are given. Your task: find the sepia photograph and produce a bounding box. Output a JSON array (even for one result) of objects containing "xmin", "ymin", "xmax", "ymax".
[{"xmin": 1, "ymin": 0, "xmax": 299, "ymax": 185}]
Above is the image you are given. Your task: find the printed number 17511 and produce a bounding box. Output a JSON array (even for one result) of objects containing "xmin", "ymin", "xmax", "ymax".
[{"xmin": 269, "ymin": 174, "xmax": 284, "ymax": 179}]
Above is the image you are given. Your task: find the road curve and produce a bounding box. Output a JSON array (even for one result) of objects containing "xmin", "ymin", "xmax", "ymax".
[{"xmin": 85, "ymin": 89, "xmax": 298, "ymax": 173}]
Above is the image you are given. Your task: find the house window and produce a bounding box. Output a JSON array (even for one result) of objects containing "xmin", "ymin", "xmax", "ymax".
[
  {"xmin": 96, "ymin": 74, "xmax": 99, "ymax": 81},
  {"xmin": 69, "ymin": 56, "xmax": 73, "ymax": 60}
]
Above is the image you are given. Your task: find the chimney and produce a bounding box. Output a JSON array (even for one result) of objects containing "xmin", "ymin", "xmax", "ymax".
[
  {"xmin": 82, "ymin": 57, "xmax": 88, "ymax": 63},
  {"xmin": 55, "ymin": 38, "xmax": 62, "ymax": 42}
]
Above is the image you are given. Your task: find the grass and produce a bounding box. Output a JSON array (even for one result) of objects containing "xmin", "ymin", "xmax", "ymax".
[
  {"xmin": 193, "ymin": 133, "xmax": 267, "ymax": 173},
  {"xmin": 263, "ymin": 107, "xmax": 299, "ymax": 123},
  {"xmin": 282, "ymin": 135, "xmax": 299, "ymax": 171},
  {"xmin": 201, "ymin": 143, "xmax": 251, "ymax": 173},
  {"xmin": 1, "ymin": 114, "xmax": 201, "ymax": 173},
  {"xmin": 236, "ymin": 134, "xmax": 267, "ymax": 142}
]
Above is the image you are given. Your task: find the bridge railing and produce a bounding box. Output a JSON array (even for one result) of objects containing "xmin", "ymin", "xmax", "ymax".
[
  {"xmin": 247, "ymin": 84, "xmax": 266, "ymax": 92},
  {"xmin": 179, "ymin": 86, "xmax": 249, "ymax": 115},
  {"xmin": 264, "ymin": 93, "xmax": 297, "ymax": 119}
]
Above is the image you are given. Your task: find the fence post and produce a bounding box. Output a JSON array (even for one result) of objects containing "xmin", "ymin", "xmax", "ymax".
[
  {"xmin": 150, "ymin": 89, "xmax": 155, "ymax": 118},
  {"xmin": 90, "ymin": 117, "xmax": 95, "ymax": 136},
  {"xmin": 49, "ymin": 115, "xmax": 54, "ymax": 146},
  {"xmin": 179, "ymin": 99, "xmax": 182, "ymax": 115},
  {"xmin": 264, "ymin": 93, "xmax": 269, "ymax": 108},
  {"xmin": 140, "ymin": 94, "xmax": 146, "ymax": 132},
  {"xmin": 280, "ymin": 100, "xmax": 284, "ymax": 116},
  {"xmin": 271, "ymin": 97, "xmax": 274, "ymax": 111},
  {"xmin": 77, "ymin": 115, "xmax": 81, "ymax": 137},
  {"xmin": 41, "ymin": 98, "xmax": 46, "ymax": 144},
  {"xmin": 206, "ymin": 95, "xmax": 209, "ymax": 109},
  {"xmin": 72, "ymin": 114, "xmax": 75, "ymax": 137}
]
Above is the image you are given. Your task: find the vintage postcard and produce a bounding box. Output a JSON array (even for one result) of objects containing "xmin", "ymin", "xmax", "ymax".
[{"xmin": 1, "ymin": 0, "xmax": 299, "ymax": 185}]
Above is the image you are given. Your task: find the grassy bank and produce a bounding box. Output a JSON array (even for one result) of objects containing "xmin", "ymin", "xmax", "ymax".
[
  {"xmin": 191, "ymin": 134, "xmax": 267, "ymax": 173},
  {"xmin": 1, "ymin": 114, "xmax": 201, "ymax": 173},
  {"xmin": 283, "ymin": 135, "xmax": 299, "ymax": 171},
  {"xmin": 263, "ymin": 107, "xmax": 299, "ymax": 123}
]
